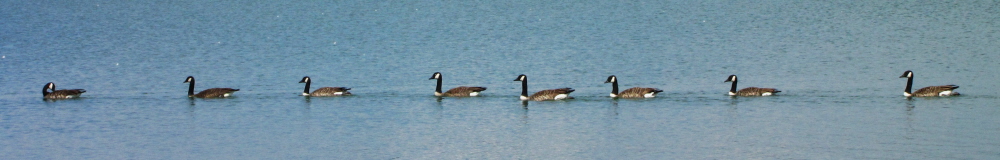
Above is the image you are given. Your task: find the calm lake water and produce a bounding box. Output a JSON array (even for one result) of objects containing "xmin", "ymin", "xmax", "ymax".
[{"xmin": 3, "ymin": 1, "xmax": 1000, "ymax": 159}]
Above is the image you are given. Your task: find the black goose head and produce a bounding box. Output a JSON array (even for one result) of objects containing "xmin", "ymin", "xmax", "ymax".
[
  {"xmin": 45, "ymin": 82, "xmax": 56, "ymax": 91},
  {"xmin": 429, "ymin": 72, "xmax": 442, "ymax": 80},
  {"xmin": 605, "ymin": 75, "xmax": 617, "ymax": 83},
  {"xmin": 899, "ymin": 70, "xmax": 913, "ymax": 78},
  {"xmin": 513, "ymin": 74, "xmax": 527, "ymax": 81},
  {"xmin": 42, "ymin": 82, "xmax": 55, "ymax": 96},
  {"xmin": 724, "ymin": 75, "xmax": 738, "ymax": 83},
  {"xmin": 184, "ymin": 76, "xmax": 195, "ymax": 83},
  {"xmin": 299, "ymin": 76, "xmax": 311, "ymax": 83}
]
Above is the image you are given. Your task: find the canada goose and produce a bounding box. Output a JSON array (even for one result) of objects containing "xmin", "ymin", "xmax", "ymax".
[
  {"xmin": 514, "ymin": 74, "xmax": 574, "ymax": 101},
  {"xmin": 724, "ymin": 75, "xmax": 780, "ymax": 96},
  {"xmin": 899, "ymin": 70, "xmax": 959, "ymax": 97},
  {"xmin": 429, "ymin": 72, "xmax": 487, "ymax": 97},
  {"xmin": 184, "ymin": 76, "xmax": 239, "ymax": 98},
  {"xmin": 299, "ymin": 76, "xmax": 351, "ymax": 96},
  {"xmin": 42, "ymin": 82, "xmax": 86, "ymax": 99},
  {"xmin": 605, "ymin": 75, "xmax": 663, "ymax": 98}
]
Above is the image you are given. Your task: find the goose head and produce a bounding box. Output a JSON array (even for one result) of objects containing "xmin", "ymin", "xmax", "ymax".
[
  {"xmin": 513, "ymin": 74, "xmax": 527, "ymax": 81},
  {"xmin": 604, "ymin": 75, "xmax": 617, "ymax": 83},
  {"xmin": 429, "ymin": 72, "xmax": 442, "ymax": 80},
  {"xmin": 299, "ymin": 76, "xmax": 311, "ymax": 83},
  {"xmin": 899, "ymin": 70, "xmax": 913, "ymax": 78},
  {"xmin": 724, "ymin": 75, "xmax": 738, "ymax": 83},
  {"xmin": 184, "ymin": 76, "xmax": 195, "ymax": 83}
]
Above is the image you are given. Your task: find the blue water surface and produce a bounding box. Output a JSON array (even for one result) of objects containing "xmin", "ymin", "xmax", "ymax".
[{"xmin": 2, "ymin": 1, "xmax": 999, "ymax": 159}]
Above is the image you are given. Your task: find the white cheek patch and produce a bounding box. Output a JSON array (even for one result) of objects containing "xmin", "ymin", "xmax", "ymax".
[
  {"xmin": 554, "ymin": 94, "xmax": 568, "ymax": 100},
  {"xmin": 609, "ymin": 93, "xmax": 617, "ymax": 98},
  {"xmin": 469, "ymin": 92, "xmax": 479, "ymax": 96},
  {"xmin": 434, "ymin": 92, "xmax": 443, "ymax": 96},
  {"xmin": 728, "ymin": 92, "xmax": 736, "ymax": 96},
  {"xmin": 903, "ymin": 92, "xmax": 912, "ymax": 97},
  {"xmin": 520, "ymin": 96, "xmax": 529, "ymax": 101},
  {"xmin": 302, "ymin": 93, "xmax": 311, "ymax": 96}
]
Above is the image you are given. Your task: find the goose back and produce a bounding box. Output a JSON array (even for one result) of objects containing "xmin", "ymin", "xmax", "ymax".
[
  {"xmin": 527, "ymin": 88, "xmax": 575, "ymax": 101},
  {"xmin": 618, "ymin": 87, "xmax": 663, "ymax": 98},
  {"xmin": 309, "ymin": 87, "xmax": 352, "ymax": 96},
  {"xmin": 912, "ymin": 85, "xmax": 960, "ymax": 97},
  {"xmin": 193, "ymin": 88, "xmax": 240, "ymax": 98},
  {"xmin": 734, "ymin": 87, "xmax": 781, "ymax": 96},
  {"xmin": 442, "ymin": 86, "xmax": 487, "ymax": 97}
]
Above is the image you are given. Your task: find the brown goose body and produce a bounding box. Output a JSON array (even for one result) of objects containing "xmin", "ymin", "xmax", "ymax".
[
  {"xmin": 184, "ymin": 76, "xmax": 239, "ymax": 98},
  {"xmin": 911, "ymin": 85, "xmax": 960, "ymax": 97},
  {"xmin": 192, "ymin": 88, "xmax": 240, "ymax": 98},
  {"xmin": 441, "ymin": 86, "xmax": 487, "ymax": 97},
  {"xmin": 732, "ymin": 87, "xmax": 781, "ymax": 96},
  {"xmin": 526, "ymin": 88, "xmax": 575, "ymax": 101},
  {"xmin": 42, "ymin": 82, "xmax": 86, "ymax": 99},
  {"xmin": 605, "ymin": 75, "xmax": 662, "ymax": 98},
  {"xmin": 308, "ymin": 87, "xmax": 352, "ymax": 96},
  {"xmin": 430, "ymin": 72, "xmax": 487, "ymax": 97},
  {"xmin": 617, "ymin": 87, "xmax": 663, "ymax": 98},
  {"xmin": 724, "ymin": 75, "xmax": 780, "ymax": 96},
  {"xmin": 300, "ymin": 76, "xmax": 351, "ymax": 97},
  {"xmin": 514, "ymin": 74, "xmax": 574, "ymax": 101},
  {"xmin": 900, "ymin": 70, "xmax": 960, "ymax": 97}
]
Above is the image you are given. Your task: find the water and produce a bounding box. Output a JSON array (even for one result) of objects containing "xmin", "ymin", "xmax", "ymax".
[{"xmin": 3, "ymin": 0, "xmax": 1000, "ymax": 159}]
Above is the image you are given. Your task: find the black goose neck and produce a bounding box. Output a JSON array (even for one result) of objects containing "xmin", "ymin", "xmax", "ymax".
[
  {"xmin": 42, "ymin": 86, "xmax": 50, "ymax": 96},
  {"xmin": 435, "ymin": 76, "xmax": 443, "ymax": 93},
  {"xmin": 611, "ymin": 81, "xmax": 619, "ymax": 95},
  {"xmin": 904, "ymin": 76, "xmax": 913, "ymax": 94},
  {"xmin": 729, "ymin": 80, "xmax": 738, "ymax": 93},
  {"xmin": 303, "ymin": 80, "xmax": 311, "ymax": 94},
  {"xmin": 187, "ymin": 80, "xmax": 195, "ymax": 96},
  {"xmin": 520, "ymin": 79, "xmax": 528, "ymax": 97}
]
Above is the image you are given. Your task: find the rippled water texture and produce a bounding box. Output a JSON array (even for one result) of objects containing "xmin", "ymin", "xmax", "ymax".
[{"xmin": 2, "ymin": 1, "xmax": 999, "ymax": 159}]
